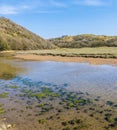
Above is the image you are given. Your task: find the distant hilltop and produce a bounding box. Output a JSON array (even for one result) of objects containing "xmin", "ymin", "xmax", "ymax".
[
  {"xmin": 0, "ymin": 17, "xmax": 117, "ymax": 51},
  {"xmin": 0, "ymin": 17, "xmax": 55, "ymax": 50},
  {"xmin": 49, "ymin": 34, "xmax": 117, "ymax": 48}
]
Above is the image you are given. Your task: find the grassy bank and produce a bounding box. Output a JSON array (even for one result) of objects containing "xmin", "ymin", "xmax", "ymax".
[{"xmin": 16, "ymin": 47, "xmax": 117, "ymax": 58}]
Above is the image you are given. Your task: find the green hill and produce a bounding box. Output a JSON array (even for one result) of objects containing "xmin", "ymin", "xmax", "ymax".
[
  {"xmin": 49, "ymin": 34, "xmax": 117, "ymax": 48},
  {"xmin": 0, "ymin": 17, "xmax": 55, "ymax": 50}
]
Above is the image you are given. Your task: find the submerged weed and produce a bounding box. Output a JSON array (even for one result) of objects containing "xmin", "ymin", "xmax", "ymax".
[{"xmin": 0, "ymin": 92, "xmax": 8, "ymax": 98}]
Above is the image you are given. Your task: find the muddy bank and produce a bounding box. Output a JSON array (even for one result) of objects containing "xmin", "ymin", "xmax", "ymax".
[{"xmin": 14, "ymin": 54, "xmax": 117, "ymax": 65}]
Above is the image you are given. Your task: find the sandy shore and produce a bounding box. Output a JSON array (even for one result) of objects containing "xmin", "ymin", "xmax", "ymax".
[{"xmin": 14, "ymin": 54, "xmax": 117, "ymax": 65}]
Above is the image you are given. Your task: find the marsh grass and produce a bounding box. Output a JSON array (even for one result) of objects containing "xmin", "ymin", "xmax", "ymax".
[
  {"xmin": 0, "ymin": 51, "xmax": 15, "ymax": 57},
  {"xmin": 16, "ymin": 47, "xmax": 117, "ymax": 58}
]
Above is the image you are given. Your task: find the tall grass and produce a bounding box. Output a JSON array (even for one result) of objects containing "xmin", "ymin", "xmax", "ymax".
[{"xmin": 16, "ymin": 47, "xmax": 117, "ymax": 58}]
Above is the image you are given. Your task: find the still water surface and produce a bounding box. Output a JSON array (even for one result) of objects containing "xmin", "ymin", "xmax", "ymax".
[{"xmin": 0, "ymin": 58, "xmax": 117, "ymax": 98}]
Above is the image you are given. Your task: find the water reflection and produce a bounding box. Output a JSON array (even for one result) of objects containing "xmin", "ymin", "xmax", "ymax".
[
  {"xmin": 0, "ymin": 58, "xmax": 23, "ymax": 80},
  {"xmin": 19, "ymin": 61, "xmax": 117, "ymax": 90}
]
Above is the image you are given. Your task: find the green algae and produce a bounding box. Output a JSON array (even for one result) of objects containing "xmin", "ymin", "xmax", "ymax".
[
  {"xmin": 0, "ymin": 92, "xmax": 8, "ymax": 98},
  {"xmin": 0, "ymin": 104, "xmax": 5, "ymax": 114}
]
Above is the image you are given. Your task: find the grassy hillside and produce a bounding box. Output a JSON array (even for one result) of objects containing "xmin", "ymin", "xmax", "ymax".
[
  {"xmin": 0, "ymin": 17, "xmax": 55, "ymax": 50},
  {"xmin": 0, "ymin": 17, "xmax": 117, "ymax": 50},
  {"xmin": 49, "ymin": 34, "xmax": 117, "ymax": 48}
]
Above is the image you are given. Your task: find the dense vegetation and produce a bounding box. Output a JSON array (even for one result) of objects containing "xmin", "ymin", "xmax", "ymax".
[
  {"xmin": 49, "ymin": 34, "xmax": 117, "ymax": 48},
  {"xmin": 0, "ymin": 17, "xmax": 55, "ymax": 50}
]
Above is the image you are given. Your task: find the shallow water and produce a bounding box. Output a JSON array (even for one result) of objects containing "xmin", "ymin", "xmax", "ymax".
[
  {"xmin": 0, "ymin": 58, "xmax": 117, "ymax": 130},
  {"xmin": 0, "ymin": 58, "xmax": 117, "ymax": 97}
]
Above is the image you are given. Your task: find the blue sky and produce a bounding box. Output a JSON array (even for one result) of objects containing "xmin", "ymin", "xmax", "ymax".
[{"xmin": 0, "ymin": 0, "xmax": 117, "ymax": 38}]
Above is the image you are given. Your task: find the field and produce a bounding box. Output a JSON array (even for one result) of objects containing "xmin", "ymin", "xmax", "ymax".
[{"xmin": 15, "ymin": 47, "xmax": 117, "ymax": 58}]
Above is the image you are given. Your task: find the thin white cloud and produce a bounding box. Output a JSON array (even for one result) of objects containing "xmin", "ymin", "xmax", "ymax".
[
  {"xmin": 73, "ymin": 0, "xmax": 110, "ymax": 6},
  {"xmin": 0, "ymin": 0, "xmax": 67, "ymax": 15},
  {"xmin": 36, "ymin": 10, "xmax": 62, "ymax": 14},
  {"xmin": 49, "ymin": 0, "xmax": 67, "ymax": 7},
  {"xmin": 84, "ymin": 0, "xmax": 104, "ymax": 6},
  {"xmin": 0, "ymin": 5, "xmax": 18, "ymax": 14},
  {"xmin": 0, "ymin": 0, "xmax": 114, "ymax": 15},
  {"xmin": 0, "ymin": 4, "xmax": 32, "ymax": 15}
]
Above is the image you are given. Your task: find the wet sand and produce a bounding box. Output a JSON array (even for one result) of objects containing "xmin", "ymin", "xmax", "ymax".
[{"xmin": 15, "ymin": 54, "xmax": 117, "ymax": 65}]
